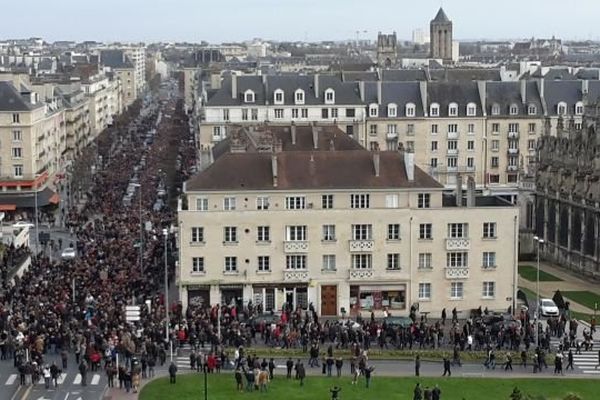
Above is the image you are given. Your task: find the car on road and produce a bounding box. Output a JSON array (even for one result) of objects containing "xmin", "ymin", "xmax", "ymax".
[
  {"xmin": 12, "ymin": 221, "xmax": 34, "ymax": 228},
  {"xmin": 61, "ymin": 247, "xmax": 77, "ymax": 260},
  {"xmin": 539, "ymin": 298, "xmax": 559, "ymax": 317}
]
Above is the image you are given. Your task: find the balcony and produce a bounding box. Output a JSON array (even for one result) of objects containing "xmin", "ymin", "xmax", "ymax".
[
  {"xmin": 283, "ymin": 241, "xmax": 309, "ymax": 253},
  {"xmin": 212, "ymin": 134, "xmax": 222, "ymax": 142},
  {"xmin": 508, "ymin": 131, "xmax": 519, "ymax": 139},
  {"xmin": 507, "ymin": 165, "xmax": 518, "ymax": 172},
  {"xmin": 447, "ymin": 148, "xmax": 459, "ymax": 156},
  {"xmin": 283, "ymin": 270, "xmax": 309, "ymax": 282},
  {"xmin": 507, "ymin": 148, "xmax": 519, "ymax": 155},
  {"xmin": 349, "ymin": 240, "xmax": 374, "ymax": 252},
  {"xmin": 386, "ymin": 132, "xmax": 398, "ymax": 140},
  {"xmin": 445, "ymin": 238, "xmax": 471, "ymax": 251},
  {"xmin": 445, "ymin": 267, "xmax": 470, "ymax": 279},
  {"xmin": 349, "ymin": 269, "xmax": 374, "ymax": 280},
  {"xmin": 447, "ymin": 131, "xmax": 459, "ymax": 139}
]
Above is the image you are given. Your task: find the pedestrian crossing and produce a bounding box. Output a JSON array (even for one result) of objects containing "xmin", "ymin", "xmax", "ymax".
[
  {"xmin": 551, "ymin": 339, "xmax": 600, "ymax": 374},
  {"xmin": 0, "ymin": 372, "xmax": 104, "ymax": 386}
]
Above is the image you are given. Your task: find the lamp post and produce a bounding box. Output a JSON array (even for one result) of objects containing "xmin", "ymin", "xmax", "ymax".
[
  {"xmin": 34, "ymin": 178, "xmax": 39, "ymax": 254},
  {"xmin": 533, "ymin": 235, "xmax": 544, "ymax": 348},
  {"xmin": 163, "ymin": 228, "xmax": 170, "ymax": 344}
]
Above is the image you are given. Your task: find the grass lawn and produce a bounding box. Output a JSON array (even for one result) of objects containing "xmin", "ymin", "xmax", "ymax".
[
  {"xmin": 519, "ymin": 265, "xmax": 563, "ymax": 282},
  {"xmin": 140, "ymin": 374, "xmax": 597, "ymax": 400},
  {"xmin": 563, "ymin": 291, "xmax": 600, "ymax": 311}
]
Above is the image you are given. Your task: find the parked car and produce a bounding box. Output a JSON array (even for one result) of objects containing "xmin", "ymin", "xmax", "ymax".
[
  {"xmin": 539, "ymin": 298, "xmax": 560, "ymax": 317},
  {"xmin": 61, "ymin": 247, "xmax": 76, "ymax": 260}
]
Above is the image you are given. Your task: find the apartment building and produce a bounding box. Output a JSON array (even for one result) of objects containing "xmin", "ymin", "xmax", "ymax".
[
  {"xmin": 182, "ymin": 66, "xmax": 201, "ymax": 114},
  {"xmin": 100, "ymin": 50, "xmax": 137, "ymax": 108},
  {"xmin": 178, "ymin": 124, "xmax": 519, "ymax": 317},
  {"xmin": 82, "ymin": 73, "xmax": 122, "ymax": 139}
]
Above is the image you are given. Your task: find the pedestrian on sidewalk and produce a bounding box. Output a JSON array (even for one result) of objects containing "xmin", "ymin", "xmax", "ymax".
[
  {"xmin": 504, "ymin": 353, "xmax": 513, "ymax": 371},
  {"xmin": 297, "ymin": 362, "xmax": 306, "ymax": 387},
  {"xmin": 442, "ymin": 357, "xmax": 451, "ymax": 376},
  {"xmin": 566, "ymin": 350, "xmax": 574, "ymax": 370},
  {"xmin": 43, "ymin": 364, "xmax": 51, "ymax": 389},
  {"xmin": 364, "ymin": 365, "xmax": 374, "ymax": 388},
  {"xmin": 520, "ymin": 350, "xmax": 527, "ymax": 368},
  {"xmin": 413, "ymin": 383, "xmax": 423, "ymax": 400},
  {"xmin": 169, "ymin": 361, "xmax": 177, "ymax": 384},
  {"xmin": 432, "ymin": 384, "xmax": 441, "ymax": 400},
  {"xmin": 78, "ymin": 360, "xmax": 87, "ymax": 386},
  {"xmin": 415, "ymin": 355, "xmax": 421, "ymax": 376},
  {"xmin": 50, "ymin": 362, "xmax": 61, "ymax": 387}
]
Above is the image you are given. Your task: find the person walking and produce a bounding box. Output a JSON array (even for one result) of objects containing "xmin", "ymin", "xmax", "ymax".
[
  {"xmin": 595, "ymin": 350, "xmax": 600, "ymax": 369},
  {"xmin": 442, "ymin": 357, "xmax": 451, "ymax": 376},
  {"xmin": 50, "ymin": 363, "xmax": 61, "ymax": 388},
  {"xmin": 43, "ymin": 365, "xmax": 51, "ymax": 389},
  {"xmin": 504, "ymin": 353, "xmax": 513, "ymax": 371},
  {"xmin": 415, "ymin": 355, "xmax": 421, "ymax": 377},
  {"xmin": 364, "ymin": 365, "xmax": 374, "ymax": 388},
  {"xmin": 335, "ymin": 357, "xmax": 343, "ymax": 377},
  {"xmin": 413, "ymin": 383, "xmax": 423, "ymax": 400},
  {"xmin": 169, "ymin": 362, "xmax": 177, "ymax": 384},
  {"xmin": 566, "ymin": 349, "xmax": 574, "ymax": 371},
  {"xmin": 78, "ymin": 360, "xmax": 88, "ymax": 386},
  {"xmin": 297, "ymin": 362, "xmax": 306, "ymax": 387},
  {"xmin": 268, "ymin": 358, "xmax": 275, "ymax": 380},
  {"xmin": 286, "ymin": 358, "xmax": 293, "ymax": 379},
  {"xmin": 432, "ymin": 385, "xmax": 442, "ymax": 400}
]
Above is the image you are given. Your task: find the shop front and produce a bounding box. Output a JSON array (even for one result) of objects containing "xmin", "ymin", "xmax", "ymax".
[
  {"xmin": 252, "ymin": 284, "xmax": 309, "ymax": 313},
  {"xmin": 349, "ymin": 284, "xmax": 407, "ymax": 316},
  {"xmin": 186, "ymin": 285, "xmax": 210, "ymax": 310},
  {"xmin": 220, "ymin": 284, "xmax": 244, "ymax": 308}
]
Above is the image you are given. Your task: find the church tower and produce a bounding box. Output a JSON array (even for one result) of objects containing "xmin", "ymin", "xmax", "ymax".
[
  {"xmin": 430, "ymin": 7, "xmax": 453, "ymax": 62},
  {"xmin": 376, "ymin": 32, "xmax": 397, "ymax": 68}
]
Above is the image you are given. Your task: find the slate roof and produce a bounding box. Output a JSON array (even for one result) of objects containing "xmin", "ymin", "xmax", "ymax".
[
  {"xmin": 363, "ymin": 82, "xmax": 424, "ymax": 117},
  {"xmin": 427, "ymin": 81, "xmax": 483, "ymax": 117},
  {"xmin": 100, "ymin": 50, "xmax": 133, "ymax": 69},
  {"xmin": 186, "ymin": 150, "xmax": 443, "ymax": 192},
  {"xmin": 432, "ymin": 8, "xmax": 451, "ymax": 23},
  {"xmin": 544, "ymin": 80, "xmax": 582, "ymax": 115},
  {"xmin": 382, "ymin": 69, "xmax": 428, "ymax": 81},
  {"xmin": 429, "ymin": 69, "xmax": 501, "ymax": 82},
  {"xmin": 0, "ymin": 81, "xmax": 41, "ymax": 112},
  {"xmin": 486, "ymin": 81, "xmax": 543, "ymax": 116}
]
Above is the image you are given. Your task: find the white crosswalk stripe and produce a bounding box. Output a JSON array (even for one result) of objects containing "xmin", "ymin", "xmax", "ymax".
[
  {"xmin": 5, "ymin": 374, "xmax": 17, "ymax": 385},
  {"xmin": 551, "ymin": 339, "xmax": 600, "ymax": 373},
  {"xmin": 91, "ymin": 374, "xmax": 101, "ymax": 385},
  {"xmin": 57, "ymin": 373, "xmax": 67, "ymax": 385},
  {"xmin": 73, "ymin": 374, "xmax": 82, "ymax": 385}
]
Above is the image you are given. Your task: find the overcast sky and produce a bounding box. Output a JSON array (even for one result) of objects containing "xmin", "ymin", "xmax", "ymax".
[{"xmin": 2, "ymin": 0, "xmax": 598, "ymax": 43}]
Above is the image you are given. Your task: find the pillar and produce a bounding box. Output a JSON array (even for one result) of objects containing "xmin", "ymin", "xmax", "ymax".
[
  {"xmin": 243, "ymin": 284, "xmax": 253, "ymax": 306},
  {"xmin": 554, "ymin": 197, "xmax": 560, "ymax": 261},
  {"xmin": 580, "ymin": 208, "xmax": 586, "ymax": 270},
  {"xmin": 567, "ymin": 200, "xmax": 572, "ymax": 266},
  {"xmin": 209, "ymin": 285, "xmax": 220, "ymax": 307}
]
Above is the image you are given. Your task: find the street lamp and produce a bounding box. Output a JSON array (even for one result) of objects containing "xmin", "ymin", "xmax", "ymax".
[
  {"xmin": 163, "ymin": 228, "xmax": 170, "ymax": 344},
  {"xmin": 33, "ymin": 178, "xmax": 39, "ymax": 254},
  {"xmin": 533, "ymin": 235, "xmax": 544, "ymax": 348}
]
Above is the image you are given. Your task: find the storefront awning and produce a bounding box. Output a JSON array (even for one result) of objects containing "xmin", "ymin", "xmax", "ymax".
[{"xmin": 0, "ymin": 187, "xmax": 60, "ymax": 209}]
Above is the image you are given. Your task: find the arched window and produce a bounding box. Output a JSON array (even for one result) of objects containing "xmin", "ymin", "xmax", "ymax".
[
  {"xmin": 448, "ymin": 102, "xmax": 458, "ymax": 117},
  {"xmin": 509, "ymin": 103, "xmax": 519, "ymax": 116},
  {"xmin": 387, "ymin": 103, "xmax": 398, "ymax": 117},
  {"xmin": 324, "ymin": 88, "xmax": 335, "ymax": 104},
  {"xmin": 527, "ymin": 104, "xmax": 537, "ymax": 115},
  {"xmin": 405, "ymin": 102, "xmax": 416, "ymax": 117},
  {"xmin": 557, "ymin": 101, "xmax": 567, "ymax": 116},
  {"xmin": 466, "ymin": 102, "xmax": 477, "ymax": 116},
  {"xmin": 244, "ymin": 89, "xmax": 255, "ymax": 103},
  {"xmin": 274, "ymin": 88, "xmax": 284, "ymax": 104},
  {"xmin": 294, "ymin": 89, "xmax": 305, "ymax": 105},
  {"xmin": 369, "ymin": 103, "xmax": 379, "ymax": 117},
  {"xmin": 430, "ymin": 102, "xmax": 440, "ymax": 117},
  {"xmin": 575, "ymin": 101, "xmax": 584, "ymax": 115},
  {"xmin": 491, "ymin": 103, "xmax": 500, "ymax": 116}
]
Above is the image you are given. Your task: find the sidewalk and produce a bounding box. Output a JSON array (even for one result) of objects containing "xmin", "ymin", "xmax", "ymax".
[{"xmin": 518, "ymin": 261, "xmax": 598, "ymax": 315}]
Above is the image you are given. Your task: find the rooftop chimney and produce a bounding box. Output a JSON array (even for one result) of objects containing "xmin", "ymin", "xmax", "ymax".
[
  {"xmin": 314, "ymin": 74, "xmax": 320, "ymax": 98},
  {"xmin": 455, "ymin": 173, "xmax": 463, "ymax": 207},
  {"xmin": 373, "ymin": 148, "xmax": 380, "ymax": 177},
  {"xmin": 231, "ymin": 74, "xmax": 237, "ymax": 99},
  {"xmin": 582, "ymin": 79, "xmax": 589, "ymax": 95},
  {"xmin": 403, "ymin": 151, "xmax": 414, "ymax": 182},
  {"xmin": 291, "ymin": 122, "xmax": 297, "ymax": 145},
  {"xmin": 377, "ymin": 80, "xmax": 382, "ymax": 104},
  {"xmin": 271, "ymin": 154, "xmax": 278, "ymax": 187},
  {"xmin": 312, "ymin": 124, "xmax": 318, "ymax": 149},
  {"xmin": 520, "ymin": 79, "xmax": 527, "ymax": 104},
  {"xmin": 359, "ymin": 81, "xmax": 365, "ymax": 102},
  {"xmin": 466, "ymin": 176, "xmax": 476, "ymax": 207}
]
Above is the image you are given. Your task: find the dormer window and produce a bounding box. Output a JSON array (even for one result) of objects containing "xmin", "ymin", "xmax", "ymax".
[
  {"xmin": 491, "ymin": 103, "xmax": 500, "ymax": 116},
  {"xmin": 448, "ymin": 102, "xmax": 458, "ymax": 117},
  {"xmin": 369, "ymin": 104, "xmax": 379, "ymax": 117},
  {"xmin": 405, "ymin": 103, "xmax": 416, "ymax": 117},
  {"xmin": 575, "ymin": 101, "xmax": 584, "ymax": 116},
  {"xmin": 244, "ymin": 89, "xmax": 255, "ymax": 103},
  {"xmin": 388, "ymin": 103, "xmax": 398, "ymax": 118},
  {"xmin": 528, "ymin": 104, "xmax": 537, "ymax": 115},
  {"xmin": 509, "ymin": 104, "xmax": 519, "ymax": 116},
  {"xmin": 325, "ymin": 88, "xmax": 335, "ymax": 104},
  {"xmin": 430, "ymin": 103, "xmax": 440, "ymax": 117},
  {"xmin": 295, "ymin": 89, "xmax": 305, "ymax": 105},
  {"xmin": 466, "ymin": 102, "xmax": 477, "ymax": 117},
  {"xmin": 557, "ymin": 101, "xmax": 567, "ymax": 116},
  {"xmin": 274, "ymin": 89, "xmax": 284, "ymax": 105}
]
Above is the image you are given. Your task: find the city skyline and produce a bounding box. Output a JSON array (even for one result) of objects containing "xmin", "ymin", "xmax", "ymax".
[{"xmin": 2, "ymin": 0, "xmax": 600, "ymax": 44}]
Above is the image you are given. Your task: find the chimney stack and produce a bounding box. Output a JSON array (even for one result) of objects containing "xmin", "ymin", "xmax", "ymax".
[
  {"xmin": 231, "ymin": 74, "xmax": 237, "ymax": 99},
  {"xmin": 466, "ymin": 176, "xmax": 476, "ymax": 207},
  {"xmin": 455, "ymin": 173, "xmax": 463, "ymax": 207},
  {"xmin": 314, "ymin": 74, "xmax": 320, "ymax": 98},
  {"xmin": 520, "ymin": 79, "xmax": 527, "ymax": 104},
  {"xmin": 582, "ymin": 79, "xmax": 590, "ymax": 95},
  {"xmin": 373, "ymin": 147, "xmax": 380, "ymax": 177},
  {"xmin": 359, "ymin": 81, "xmax": 365, "ymax": 102},
  {"xmin": 291, "ymin": 122, "xmax": 297, "ymax": 145},
  {"xmin": 312, "ymin": 124, "xmax": 319, "ymax": 149},
  {"xmin": 377, "ymin": 80, "xmax": 382, "ymax": 104},
  {"xmin": 271, "ymin": 154, "xmax": 278, "ymax": 187},
  {"xmin": 403, "ymin": 150, "xmax": 414, "ymax": 181}
]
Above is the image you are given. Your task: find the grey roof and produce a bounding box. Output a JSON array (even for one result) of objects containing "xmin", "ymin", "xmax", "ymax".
[
  {"xmin": 0, "ymin": 81, "xmax": 40, "ymax": 112},
  {"xmin": 100, "ymin": 50, "xmax": 133, "ymax": 69},
  {"xmin": 486, "ymin": 81, "xmax": 543, "ymax": 116},
  {"xmin": 432, "ymin": 8, "xmax": 451, "ymax": 23},
  {"xmin": 363, "ymin": 82, "xmax": 424, "ymax": 117},
  {"xmin": 382, "ymin": 69, "xmax": 427, "ymax": 81},
  {"xmin": 576, "ymin": 69, "xmax": 600, "ymax": 80},
  {"xmin": 427, "ymin": 81, "xmax": 483, "ymax": 117},
  {"xmin": 429, "ymin": 69, "xmax": 501, "ymax": 82},
  {"xmin": 342, "ymin": 71, "xmax": 378, "ymax": 82},
  {"xmin": 544, "ymin": 80, "xmax": 582, "ymax": 115}
]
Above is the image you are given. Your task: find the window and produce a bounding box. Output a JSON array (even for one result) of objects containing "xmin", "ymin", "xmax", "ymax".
[
  {"xmin": 491, "ymin": 104, "xmax": 500, "ymax": 116},
  {"xmin": 419, "ymin": 253, "xmax": 432, "ymax": 269},
  {"xmin": 369, "ymin": 105, "xmax": 378, "ymax": 117},
  {"xmin": 286, "ymin": 255, "xmax": 307, "ymax": 270},
  {"xmin": 352, "ymin": 224, "xmax": 372, "ymax": 240},
  {"xmin": 508, "ymin": 140, "xmax": 518, "ymax": 150},
  {"xmin": 491, "ymin": 140, "xmax": 499, "ymax": 150},
  {"xmin": 406, "ymin": 124, "xmax": 415, "ymax": 135},
  {"xmin": 431, "ymin": 124, "xmax": 438, "ymax": 134},
  {"xmin": 418, "ymin": 283, "xmax": 431, "ymax": 300},
  {"xmin": 286, "ymin": 225, "xmax": 307, "ymax": 241},
  {"xmin": 448, "ymin": 223, "xmax": 469, "ymax": 238},
  {"xmin": 196, "ymin": 197, "xmax": 208, "ymax": 211},
  {"xmin": 212, "ymin": 125, "xmax": 221, "ymax": 137},
  {"xmin": 351, "ymin": 254, "xmax": 372, "ymax": 269},
  {"xmin": 322, "ymin": 194, "xmax": 333, "ymax": 209},
  {"xmin": 482, "ymin": 282, "xmax": 495, "ymax": 298},
  {"xmin": 331, "ymin": 108, "xmax": 338, "ymax": 118},
  {"xmin": 468, "ymin": 123, "xmax": 475, "ymax": 134},
  {"xmin": 224, "ymin": 256, "xmax": 237, "ymax": 272},
  {"xmin": 492, "ymin": 123, "xmax": 499, "ymax": 133},
  {"xmin": 350, "ymin": 194, "xmax": 370, "ymax": 209},
  {"xmin": 346, "ymin": 125, "xmax": 354, "ymax": 136},
  {"xmin": 258, "ymin": 256, "xmax": 270, "ymax": 272},
  {"xmin": 448, "ymin": 124, "xmax": 458, "ymax": 133},
  {"xmin": 528, "ymin": 123, "xmax": 536, "ymax": 134},
  {"xmin": 467, "ymin": 140, "xmax": 474, "ymax": 151},
  {"xmin": 528, "ymin": 139, "xmax": 536, "ymax": 150},
  {"xmin": 11, "ymin": 148, "xmax": 22, "ymax": 159},
  {"xmin": 286, "ymin": 196, "xmax": 306, "ymax": 210},
  {"xmin": 467, "ymin": 103, "xmax": 477, "ymax": 116},
  {"xmin": 321, "ymin": 108, "xmax": 329, "ymax": 119},
  {"xmin": 387, "ymin": 224, "xmax": 400, "ymax": 240},
  {"xmin": 224, "ymin": 197, "xmax": 236, "ymax": 210},
  {"xmin": 257, "ymin": 196, "xmax": 269, "ymax": 210},
  {"xmin": 467, "ymin": 157, "xmax": 474, "ymax": 169},
  {"xmin": 291, "ymin": 109, "xmax": 299, "ymax": 119},
  {"xmin": 295, "ymin": 90, "xmax": 305, "ymax": 104},
  {"xmin": 251, "ymin": 108, "xmax": 259, "ymax": 120},
  {"xmin": 483, "ymin": 222, "xmax": 497, "ymax": 239},
  {"xmin": 575, "ymin": 122, "xmax": 582, "ymax": 130},
  {"xmin": 12, "ymin": 130, "xmax": 22, "ymax": 141},
  {"xmin": 419, "ymin": 223, "xmax": 432, "ymax": 239},
  {"xmin": 509, "ymin": 104, "xmax": 519, "ymax": 115},
  {"xmin": 387, "ymin": 104, "xmax": 397, "ymax": 117},
  {"xmin": 12, "ymin": 113, "xmax": 20, "ymax": 123},
  {"xmin": 448, "ymin": 140, "xmax": 458, "ymax": 150},
  {"xmin": 430, "ymin": 103, "xmax": 440, "ymax": 117},
  {"xmin": 301, "ymin": 108, "xmax": 308, "ymax": 118},
  {"xmin": 325, "ymin": 89, "xmax": 335, "ymax": 103},
  {"xmin": 482, "ymin": 252, "xmax": 496, "ymax": 268},
  {"xmin": 346, "ymin": 108, "xmax": 355, "ymax": 118},
  {"xmin": 430, "ymin": 158, "xmax": 438, "ymax": 168},
  {"xmin": 447, "ymin": 157, "xmax": 458, "ymax": 168},
  {"xmin": 405, "ymin": 103, "xmax": 416, "ymax": 117},
  {"xmin": 245, "ymin": 90, "xmax": 255, "ymax": 103},
  {"xmin": 385, "ymin": 194, "xmax": 399, "ymax": 208},
  {"xmin": 274, "ymin": 90, "xmax": 284, "ymax": 104},
  {"xmin": 387, "ymin": 253, "xmax": 400, "ymax": 270},
  {"xmin": 241, "ymin": 108, "xmax": 249, "ymax": 120},
  {"xmin": 557, "ymin": 102, "xmax": 567, "ymax": 116},
  {"xmin": 224, "ymin": 226, "xmax": 237, "ymax": 243},
  {"xmin": 508, "ymin": 123, "xmax": 519, "ymax": 133},
  {"xmin": 450, "ymin": 282, "xmax": 464, "ymax": 299},
  {"xmin": 274, "ymin": 109, "xmax": 284, "ymax": 119},
  {"xmin": 223, "ymin": 109, "xmax": 229, "ymax": 121},
  {"xmin": 322, "ymin": 225, "xmax": 336, "ymax": 241},
  {"xmin": 491, "ymin": 157, "xmax": 499, "ymax": 168},
  {"xmin": 528, "ymin": 104, "xmax": 537, "ymax": 115},
  {"xmin": 13, "ymin": 165, "xmax": 23, "ymax": 178},
  {"xmin": 387, "ymin": 124, "xmax": 397, "ymax": 134},
  {"xmin": 431, "ymin": 141, "xmax": 438, "ymax": 151},
  {"xmin": 489, "ymin": 174, "xmax": 500, "ymax": 183},
  {"xmin": 191, "ymin": 227, "xmax": 204, "ymax": 243},
  {"xmin": 192, "ymin": 257, "xmax": 204, "ymax": 273},
  {"xmin": 575, "ymin": 102, "xmax": 584, "ymax": 115},
  {"xmin": 322, "ymin": 255, "xmax": 336, "ymax": 271},
  {"xmin": 447, "ymin": 252, "xmax": 468, "ymax": 268},
  {"xmin": 418, "ymin": 193, "xmax": 431, "ymax": 209},
  {"xmin": 448, "ymin": 102, "xmax": 458, "ymax": 116},
  {"xmin": 369, "ymin": 124, "xmax": 378, "ymax": 135},
  {"xmin": 257, "ymin": 226, "xmax": 270, "ymax": 242}
]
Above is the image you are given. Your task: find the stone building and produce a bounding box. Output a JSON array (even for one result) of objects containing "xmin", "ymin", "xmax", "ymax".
[
  {"xmin": 376, "ymin": 32, "xmax": 397, "ymax": 68},
  {"xmin": 430, "ymin": 8, "xmax": 453, "ymax": 62}
]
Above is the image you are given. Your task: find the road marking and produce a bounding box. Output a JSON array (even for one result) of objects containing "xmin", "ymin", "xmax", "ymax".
[
  {"xmin": 73, "ymin": 375, "xmax": 82, "ymax": 385},
  {"xmin": 64, "ymin": 393, "xmax": 69, "ymax": 400},
  {"xmin": 582, "ymin": 370, "xmax": 600, "ymax": 374},
  {"xmin": 5, "ymin": 374, "xmax": 17, "ymax": 385},
  {"xmin": 91, "ymin": 374, "xmax": 101, "ymax": 385},
  {"xmin": 57, "ymin": 373, "xmax": 67, "ymax": 385}
]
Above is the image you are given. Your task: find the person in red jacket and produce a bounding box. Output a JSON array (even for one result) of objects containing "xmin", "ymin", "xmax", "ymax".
[{"xmin": 207, "ymin": 353, "xmax": 217, "ymax": 373}]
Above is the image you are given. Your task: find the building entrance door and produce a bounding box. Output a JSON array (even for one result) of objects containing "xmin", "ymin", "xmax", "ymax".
[{"xmin": 320, "ymin": 285, "xmax": 337, "ymax": 316}]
